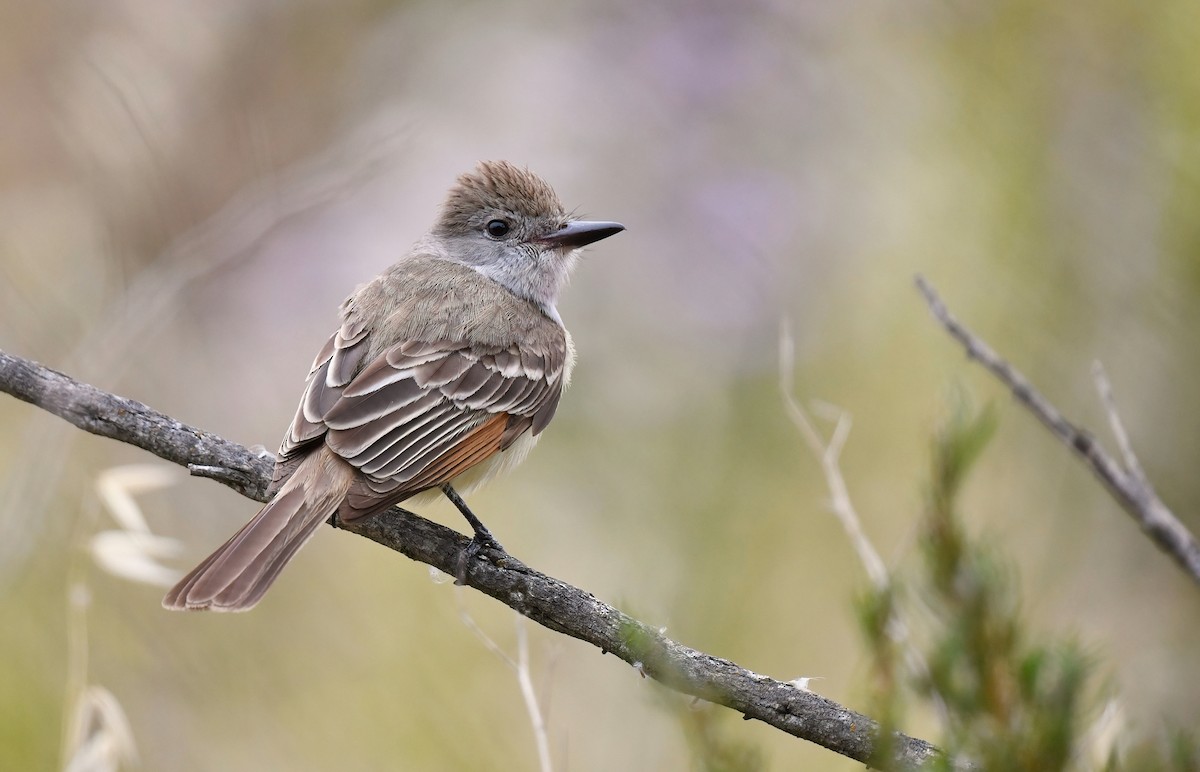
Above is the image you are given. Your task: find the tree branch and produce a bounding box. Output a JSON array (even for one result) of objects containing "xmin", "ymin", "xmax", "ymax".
[
  {"xmin": 0, "ymin": 348, "xmax": 946, "ymax": 770},
  {"xmin": 915, "ymin": 276, "xmax": 1200, "ymax": 588}
]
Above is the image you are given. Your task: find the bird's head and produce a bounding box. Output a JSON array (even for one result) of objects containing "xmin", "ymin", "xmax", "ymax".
[{"xmin": 432, "ymin": 160, "xmax": 623, "ymax": 319}]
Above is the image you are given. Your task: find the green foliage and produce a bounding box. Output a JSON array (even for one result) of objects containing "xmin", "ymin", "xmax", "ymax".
[
  {"xmin": 859, "ymin": 583, "xmax": 904, "ymax": 770},
  {"xmin": 922, "ymin": 403, "xmax": 1085, "ymax": 770},
  {"xmin": 860, "ymin": 401, "xmax": 1198, "ymax": 771}
]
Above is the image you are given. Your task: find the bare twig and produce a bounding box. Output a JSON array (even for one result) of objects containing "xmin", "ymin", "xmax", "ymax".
[
  {"xmin": 777, "ymin": 320, "xmax": 887, "ymax": 587},
  {"xmin": 455, "ymin": 593, "xmax": 553, "ymax": 772},
  {"xmin": 515, "ymin": 617, "xmax": 553, "ymax": 772},
  {"xmin": 1091, "ymin": 362, "xmax": 1147, "ymax": 486},
  {"xmin": 0, "ymin": 347, "xmax": 949, "ymax": 770},
  {"xmin": 915, "ymin": 276, "xmax": 1200, "ymax": 587},
  {"xmin": 777, "ymin": 320, "xmax": 948, "ymax": 728}
]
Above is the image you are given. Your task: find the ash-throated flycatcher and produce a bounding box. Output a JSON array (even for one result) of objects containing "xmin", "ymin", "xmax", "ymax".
[{"xmin": 164, "ymin": 161, "xmax": 623, "ymax": 611}]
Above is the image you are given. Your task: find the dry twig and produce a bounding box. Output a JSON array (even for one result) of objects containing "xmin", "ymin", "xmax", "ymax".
[
  {"xmin": 777, "ymin": 320, "xmax": 948, "ymax": 728},
  {"xmin": 915, "ymin": 276, "xmax": 1200, "ymax": 587},
  {"xmin": 454, "ymin": 592, "xmax": 554, "ymax": 772}
]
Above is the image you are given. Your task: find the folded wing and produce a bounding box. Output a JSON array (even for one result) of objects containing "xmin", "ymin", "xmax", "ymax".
[{"xmin": 273, "ymin": 314, "xmax": 567, "ymax": 520}]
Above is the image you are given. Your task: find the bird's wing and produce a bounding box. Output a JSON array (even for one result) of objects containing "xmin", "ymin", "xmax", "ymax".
[
  {"xmin": 275, "ymin": 318, "xmax": 567, "ymax": 519},
  {"xmin": 269, "ymin": 311, "xmax": 372, "ymax": 493}
]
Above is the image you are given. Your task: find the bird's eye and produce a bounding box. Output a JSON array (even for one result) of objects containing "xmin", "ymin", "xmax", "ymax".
[{"xmin": 485, "ymin": 219, "xmax": 510, "ymax": 238}]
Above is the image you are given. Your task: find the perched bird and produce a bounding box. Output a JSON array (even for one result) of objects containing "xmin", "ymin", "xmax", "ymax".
[{"xmin": 164, "ymin": 161, "xmax": 623, "ymax": 611}]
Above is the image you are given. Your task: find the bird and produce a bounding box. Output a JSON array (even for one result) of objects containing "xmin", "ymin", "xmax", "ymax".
[{"xmin": 163, "ymin": 160, "xmax": 624, "ymax": 611}]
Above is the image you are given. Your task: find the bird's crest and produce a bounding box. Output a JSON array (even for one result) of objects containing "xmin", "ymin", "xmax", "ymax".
[{"xmin": 438, "ymin": 161, "xmax": 565, "ymax": 232}]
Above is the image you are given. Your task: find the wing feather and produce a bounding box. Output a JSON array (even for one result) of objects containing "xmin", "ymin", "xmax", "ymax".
[
  {"xmin": 271, "ymin": 304, "xmax": 568, "ymax": 516},
  {"xmin": 328, "ymin": 390, "xmax": 443, "ymax": 457},
  {"xmin": 443, "ymin": 361, "xmax": 497, "ymax": 400},
  {"xmin": 412, "ymin": 351, "xmax": 474, "ymax": 388},
  {"xmin": 403, "ymin": 413, "xmax": 509, "ymax": 493},
  {"xmin": 357, "ymin": 409, "xmax": 474, "ymax": 478},
  {"xmin": 323, "ymin": 377, "xmax": 429, "ymax": 432}
]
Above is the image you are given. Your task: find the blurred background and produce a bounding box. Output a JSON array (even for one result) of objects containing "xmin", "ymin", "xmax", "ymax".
[{"xmin": 2, "ymin": 1, "xmax": 1199, "ymax": 769}]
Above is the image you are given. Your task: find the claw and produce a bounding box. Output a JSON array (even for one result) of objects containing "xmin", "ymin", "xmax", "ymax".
[{"xmin": 455, "ymin": 531, "xmax": 506, "ymax": 585}]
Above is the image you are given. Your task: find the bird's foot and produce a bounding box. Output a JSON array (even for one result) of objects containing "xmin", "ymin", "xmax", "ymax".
[{"xmin": 455, "ymin": 528, "xmax": 506, "ymax": 586}]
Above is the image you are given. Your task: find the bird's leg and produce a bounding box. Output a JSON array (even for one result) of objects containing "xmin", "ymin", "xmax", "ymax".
[
  {"xmin": 441, "ymin": 484, "xmax": 506, "ymax": 584},
  {"xmin": 441, "ymin": 484, "xmax": 504, "ymax": 548}
]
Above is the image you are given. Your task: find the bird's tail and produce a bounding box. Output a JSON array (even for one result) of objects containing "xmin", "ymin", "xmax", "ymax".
[{"xmin": 163, "ymin": 449, "xmax": 354, "ymax": 612}]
